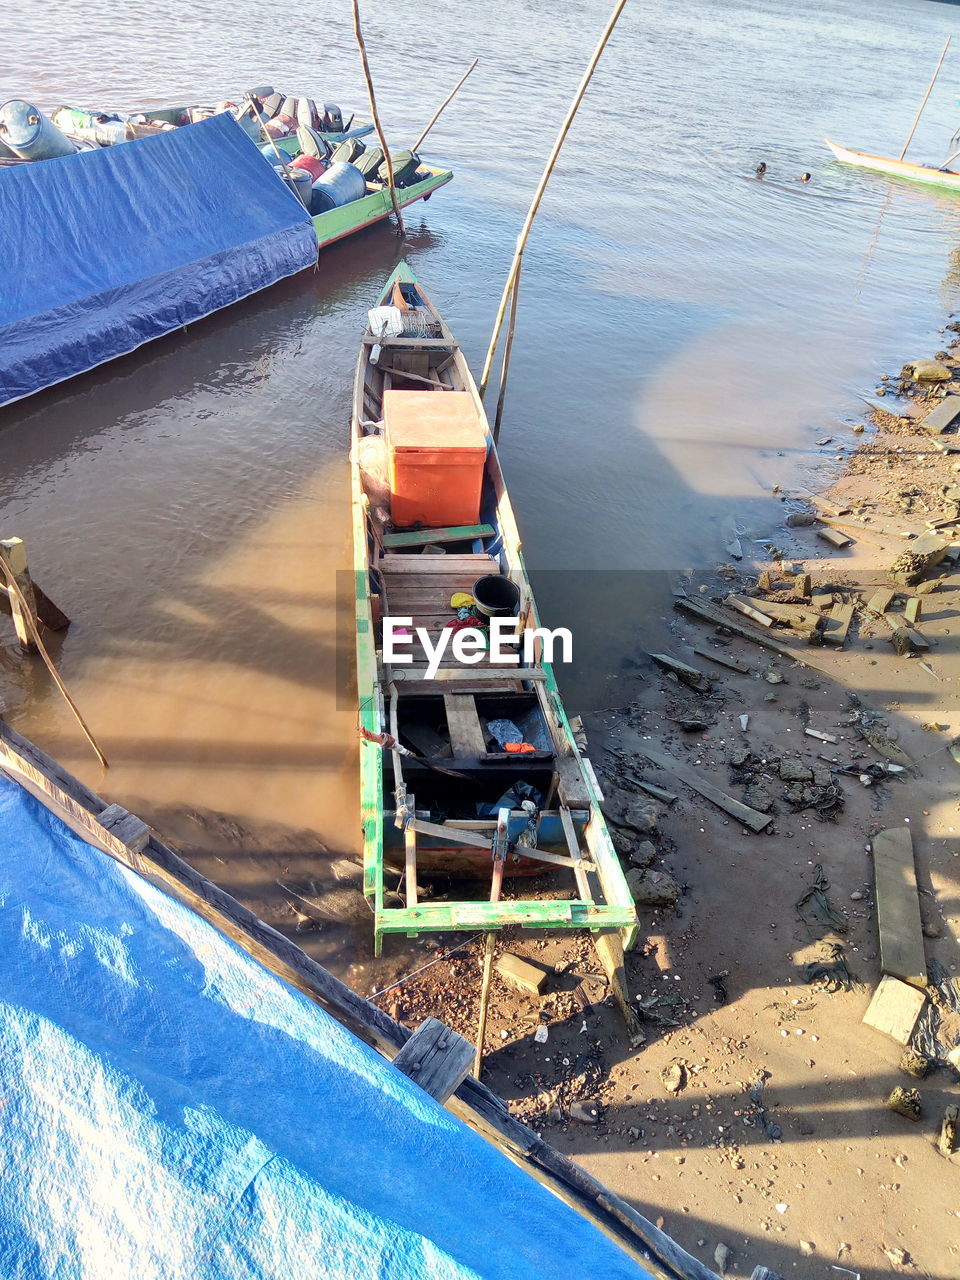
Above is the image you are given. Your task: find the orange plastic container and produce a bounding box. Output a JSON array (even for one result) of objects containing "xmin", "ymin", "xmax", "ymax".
[{"xmin": 383, "ymin": 390, "xmax": 487, "ymax": 527}]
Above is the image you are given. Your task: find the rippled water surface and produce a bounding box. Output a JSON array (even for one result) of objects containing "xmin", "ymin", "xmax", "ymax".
[{"xmin": 2, "ymin": 0, "xmax": 960, "ymax": 875}]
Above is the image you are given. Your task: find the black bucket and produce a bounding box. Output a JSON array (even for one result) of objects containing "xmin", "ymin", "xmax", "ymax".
[{"xmin": 472, "ymin": 574, "xmax": 521, "ymax": 618}]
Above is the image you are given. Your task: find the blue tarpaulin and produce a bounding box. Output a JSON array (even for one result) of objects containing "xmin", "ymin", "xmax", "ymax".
[
  {"xmin": 0, "ymin": 772, "xmax": 650, "ymax": 1279},
  {"xmin": 0, "ymin": 114, "xmax": 316, "ymax": 407}
]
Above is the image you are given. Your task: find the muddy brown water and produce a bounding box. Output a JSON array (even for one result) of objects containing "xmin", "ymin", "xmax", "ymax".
[{"xmin": 4, "ymin": 0, "xmax": 960, "ymax": 977}]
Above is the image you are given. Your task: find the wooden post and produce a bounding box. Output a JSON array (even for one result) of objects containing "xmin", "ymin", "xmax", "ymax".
[
  {"xmin": 0, "ymin": 555, "xmax": 108, "ymax": 769},
  {"xmin": 351, "ymin": 0, "xmax": 406, "ymax": 237},
  {"xmin": 474, "ymin": 806, "xmax": 509, "ymax": 1077},
  {"xmin": 411, "ymin": 58, "xmax": 479, "ymax": 153},
  {"xmin": 492, "ymin": 256, "xmax": 522, "ymax": 444},
  {"xmin": 478, "ymin": 0, "xmax": 628, "ymax": 397},
  {"xmin": 899, "ymin": 35, "xmax": 951, "ymax": 161},
  {"xmin": 594, "ymin": 930, "xmax": 645, "ymax": 1048},
  {"xmin": 0, "ymin": 538, "xmax": 38, "ymax": 652}
]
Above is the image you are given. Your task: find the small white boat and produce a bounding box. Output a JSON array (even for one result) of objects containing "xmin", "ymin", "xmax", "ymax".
[{"xmin": 825, "ymin": 136, "xmax": 960, "ymax": 191}]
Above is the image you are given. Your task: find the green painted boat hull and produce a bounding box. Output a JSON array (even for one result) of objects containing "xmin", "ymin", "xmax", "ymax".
[{"xmin": 311, "ymin": 167, "xmax": 453, "ymax": 250}]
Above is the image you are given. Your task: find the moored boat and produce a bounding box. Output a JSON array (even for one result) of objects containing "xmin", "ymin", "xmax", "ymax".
[
  {"xmin": 825, "ymin": 136, "xmax": 960, "ymax": 191},
  {"xmin": 351, "ymin": 263, "xmax": 637, "ymax": 961}
]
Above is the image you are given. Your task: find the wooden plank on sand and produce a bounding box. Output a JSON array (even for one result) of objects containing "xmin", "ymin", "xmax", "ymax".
[
  {"xmin": 920, "ymin": 394, "xmax": 960, "ymax": 435},
  {"xmin": 634, "ymin": 742, "xmax": 773, "ymax": 832},
  {"xmin": 818, "ymin": 526, "xmax": 853, "ymax": 549},
  {"xmin": 865, "ymin": 588, "xmax": 895, "ymax": 616},
  {"xmin": 725, "ymin": 596, "xmax": 775, "ymax": 627},
  {"xmin": 821, "ymin": 602, "xmax": 854, "ymax": 646},
  {"xmin": 871, "ymin": 827, "xmax": 927, "ymax": 987},
  {"xmin": 692, "ymin": 645, "xmax": 750, "ymax": 674},
  {"xmin": 675, "ymin": 597, "xmax": 829, "ymax": 672},
  {"xmin": 862, "ymin": 975, "xmax": 927, "ymax": 1045}
]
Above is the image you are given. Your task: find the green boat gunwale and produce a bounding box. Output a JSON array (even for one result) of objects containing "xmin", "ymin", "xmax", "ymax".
[{"xmin": 312, "ymin": 166, "xmax": 453, "ymax": 249}]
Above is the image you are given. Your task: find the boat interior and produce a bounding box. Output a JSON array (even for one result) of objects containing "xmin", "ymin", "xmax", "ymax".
[{"xmin": 353, "ymin": 276, "xmax": 611, "ymax": 896}]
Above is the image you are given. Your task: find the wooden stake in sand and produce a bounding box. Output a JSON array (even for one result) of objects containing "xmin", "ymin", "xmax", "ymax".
[
  {"xmin": 478, "ymin": 0, "xmax": 629, "ymax": 398},
  {"xmin": 0, "ymin": 557, "xmax": 108, "ymax": 769},
  {"xmin": 352, "ymin": 0, "xmax": 406, "ymax": 236}
]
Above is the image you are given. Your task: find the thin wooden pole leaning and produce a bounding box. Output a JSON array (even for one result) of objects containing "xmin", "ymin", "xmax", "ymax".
[
  {"xmin": 352, "ymin": 0, "xmax": 406, "ymax": 237},
  {"xmin": 479, "ymin": 0, "xmax": 628, "ymax": 397},
  {"xmin": 473, "ymin": 806, "xmax": 509, "ymax": 1077},
  {"xmin": 244, "ymin": 94, "xmax": 293, "ymax": 175},
  {"xmin": 492, "ymin": 255, "xmax": 522, "ymax": 443},
  {"xmin": 899, "ymin": 35, "xmax": 951, "ymax": 161},
  {"xmin": 411, "ymin": 58, "xmax": 479, "ymax": 153},
  {"xmin": 0, "ymin": 559, "xmax": 108, "ymax": 769}
]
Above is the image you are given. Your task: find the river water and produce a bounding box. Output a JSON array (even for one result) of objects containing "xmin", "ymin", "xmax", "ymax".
[{"xmin": 2, "ymin": 0, "xmax": 960, "ymax": 960}]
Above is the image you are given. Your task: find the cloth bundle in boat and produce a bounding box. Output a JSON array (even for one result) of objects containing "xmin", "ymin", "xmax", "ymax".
[
  {"xmin": 0, "ymin": 772, "xmax": 651, "ymax": 1279},
  {"xmin": 0, "ymin": 113, "xmax": 317, "ymax": 407}
]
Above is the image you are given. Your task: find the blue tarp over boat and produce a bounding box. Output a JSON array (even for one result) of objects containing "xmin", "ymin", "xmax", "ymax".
[
  {"xmin": 0, "ymin": 114, "xmax": 317, "ymax": 408},
  {"xmin": 0, "ymin": 771, "xmax": 650, "ymax": 1280}
]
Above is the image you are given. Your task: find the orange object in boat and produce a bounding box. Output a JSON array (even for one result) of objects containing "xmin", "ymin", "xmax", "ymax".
[
  {"xmin": 383, "ymin": 390, "xmax": 487, "ymax": 528},
  {"xmin": 504, "ymin": 742, "xmax": 535, "ymax": 754}
]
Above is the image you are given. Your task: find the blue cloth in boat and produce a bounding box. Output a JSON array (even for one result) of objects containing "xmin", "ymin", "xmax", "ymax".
[
  {"xmin": 0, "ymin": 773, "xmax": 651, "ymax": 1279},
  {"xmin": 0, "ymin": 113, "xmax": 316, "ymax": 407}
]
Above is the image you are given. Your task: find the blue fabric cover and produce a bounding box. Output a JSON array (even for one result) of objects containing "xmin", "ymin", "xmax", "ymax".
[
  {"xmin": 0, "ymin": 774, "xmax": 648, "ymax": 1279},
  {"xmin": 0, "ymin": 114, "xmax": 316, "ymax": 407}
]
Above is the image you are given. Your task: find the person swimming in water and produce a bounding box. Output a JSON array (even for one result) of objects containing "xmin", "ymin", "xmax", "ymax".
[
  {"xmin": 798, "ymin": 171, "xmax": 811, "ymax": 182},
  {"xmin": 756, "ymin": 161, "xmax": 767, "ymax": 177}
]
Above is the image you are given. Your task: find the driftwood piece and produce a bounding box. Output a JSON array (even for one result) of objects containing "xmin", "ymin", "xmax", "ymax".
[
  {"xmin": 724, "ymin": 596, "xmax": 775, "ymax": 627},
  {"xmin": 692, "ymin": 646, "xmax": 750, "ymax": 674},
  {"xmin": 649, "ymin": 652, "xmax": 712, "ymax": 692},
  {"xmin": 633, "ymin": 742, "xmax": 772, "ymax": 833},
  {"xmin": 674, "ymin": 597, "xmax": 829, "ymax": 672},
  {"xmin": 392, "ymin": 1017, "xmax": 474, "ymax": 1103},
  {"xmin": 821, "ymin": 602, "xmax": 854, "ymax": 646},
  {"xmin": 729, "ymin": 596, "xmax": 820, "ymax": 631}
]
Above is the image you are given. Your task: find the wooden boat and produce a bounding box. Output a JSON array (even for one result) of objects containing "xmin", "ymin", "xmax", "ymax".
[
  {"xmin": 0, "ymin": 718, "xmax": 713, "ymax": 1280},
  {"xmin": 825, "ymin": 136, "xmax": 960, "ymax": 191},
  {"xmin": 351, "ymin": 263, "xmax": 637, "ymax": 958}
]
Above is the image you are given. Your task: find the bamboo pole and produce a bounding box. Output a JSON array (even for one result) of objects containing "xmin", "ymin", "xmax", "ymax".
[
  {"xmin": 899, "ymin": 35, "xmax": 951, "ymax": 161},
  {"xmin": 479, "ymin": 0, "xmax": 628, "ymax": 397},
  {"xmin": 473, "ymin": 806, "xmax": 508, "ymax": 1078},
  {"xmin": 0, "ymin": 559, "xmax": 108, "ymax": 769},
  {"xmin": 244, "ymin": 94, "xmax": 293, "ymax": 174},
  {"xmin": 492, "ymin": 255, "xmax": 522, "ymax": 443},
  {"xmin": 411, "ymin": 58, "xmax": 479, "ymax": 153},
  {"xmin": 351, "ymin": 0, "xmax": 406, "ymax": 237}
]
